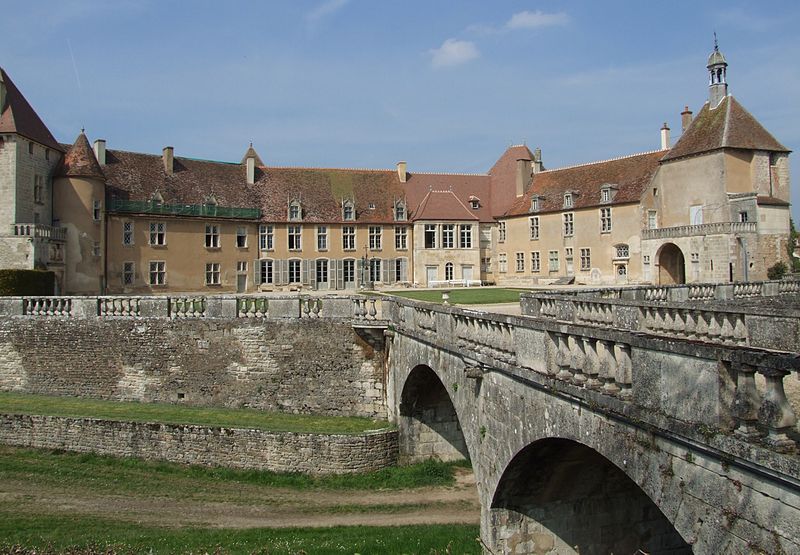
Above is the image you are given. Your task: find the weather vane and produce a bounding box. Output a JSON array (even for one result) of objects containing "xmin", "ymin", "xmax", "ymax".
[{"xmin": 713, "ymin": 31, "xmax": 718, "ymax": 51}]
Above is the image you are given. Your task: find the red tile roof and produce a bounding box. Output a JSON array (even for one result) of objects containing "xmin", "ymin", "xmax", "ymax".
[
  {"xmin": 489, "ymin": 145, "xmax": 535, "ymax": 218},
  {"xmin": 662, "ymin": 96, "xmax": 789, "ymax": 162},
  {"xmin": 503, "ymin": 150, "xmax": 664, "ymax": 217},
  {"xmin": 0, "ymin": 68, "xmax": 62, "ymax": 151},
  {"xmin": 757, "ymin": 195, "xmax": 790, "ymax": 207},
  {"xmin": 61, "ymin": 132, "xmax": 105, "ymax": 179},
  {"xmin": 414, "ymin": 190, "xmax": 480, "ymax": 221},
  {"xmin": 404, "ymin": 172, "xmax": 493, "ymax": 223}
]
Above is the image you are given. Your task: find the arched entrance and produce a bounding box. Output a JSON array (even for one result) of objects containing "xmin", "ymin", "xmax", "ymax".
[
  {"xmin": 490, "ymin": 438, "xmax": 689, "ymax": 554},
  {"xmin": 398, "ymin": 365, "xmax": 469, "ymax": 463},
  {"xmin": 657, "ymin": 243, "xmax": 686, "ymax": 285}
]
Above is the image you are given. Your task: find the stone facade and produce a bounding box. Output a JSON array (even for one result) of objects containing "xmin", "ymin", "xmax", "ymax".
[{"xmin": 0, "ymin": 414, "xmax": 397, "ymax": 475}]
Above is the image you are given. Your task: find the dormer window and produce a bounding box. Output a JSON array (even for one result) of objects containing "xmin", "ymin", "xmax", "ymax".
[
  {"xmin": 288, "ymin": 200, "xmax": 302, "ymax": 221},
  {"xmin": 394, "ymin": 200, "xmax": 406, "ymax": 221},
  {"xmin": 204, "ymin": 195, "xmax": 218, "ymax": 216},
  {"xmin": 342, "ymin": 200, "xmax": 355, "ymax": 221},
  {"xmin": 469, "ymin": 196, "xmax": 480, "ymax": 210},
  {"xmin": 601, "ymin": 188, "xmax": 610, "ymax": 203},
  {"xmin": 151, "ymin": 192, "xmax": 164, "ymax": 206},
  {"xmin": 530, "ymin": 196, "xmax": 540, "ymax": 212},
  {"xmin": 368, "ymin": 202, "xmax": 376, "ymax": 210},
  {"xmin": 563, "ymin": 193, "xmax": 573, "ymax": 209}
]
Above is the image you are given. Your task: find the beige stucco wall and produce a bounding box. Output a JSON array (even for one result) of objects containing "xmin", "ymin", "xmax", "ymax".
[
  {"xmin": 411, "ymin": 221, "xmax": 481, "ymax": 286},
  {"xmin": 724, "ymin": 150, "xmax": 752, "ymax": 194}
]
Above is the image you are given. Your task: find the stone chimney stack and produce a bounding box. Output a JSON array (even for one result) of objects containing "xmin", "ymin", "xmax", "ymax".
[
  {"xmin": 660, "ymin": 123, "xmax": 671, "ymax": 150},
  {"xmin": 93, "ymin": 139, "xmax": 106, "ymax": 166},
  {"xmin": 515, "ymin": 158, "xmax": 532, "ymax": 197},
  {"xmin": 246, "ymin": 154, "xmax": 255, "ymax": 184},
  {"xmin": 533, "ymin": 148, "xmax": 543, "ymax": 174},
  {"xmin": 681, "ymin": 106, "xmax": 693, "ymax": 132},
  {"xmin": 397, "ymin": 161, "xmax": 407, "ymax": 183},
  {"xmin": 162, "ymin": 146, "xmax": 174, "ymax": 175}
]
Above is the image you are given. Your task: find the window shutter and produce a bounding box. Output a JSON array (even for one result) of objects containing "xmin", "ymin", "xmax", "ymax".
[
  {"xmin": 381, "ymin": 258, "xmax": 389, "ymax": 283},
  {"xmin": 400, "ymin": 258, "xmax": 408, "ymax": 282},
  {"xmin": 254, "ymin": 259, "xmax": 261, "ymax": 285},
  {"xmin": 357, "ymin": 258, "xmax": 364, "ymax": 285},
  {"xmin": 301, "ymin": 259, "xmax": 309, "ymax": 285},
  {"xmin": 309, "ymin": 260, "xmax": 317, "ymax": 287},
  {"xmin": 387, "ymin": 258, "xmax": 395, "ymax": 284},
  {"xmin": 336, "ymin": 259, "xmax": 344, "ymax": 289},
  {"xmin": 281, "ymin": 259, "xmax": 289, "ymax": 285}
]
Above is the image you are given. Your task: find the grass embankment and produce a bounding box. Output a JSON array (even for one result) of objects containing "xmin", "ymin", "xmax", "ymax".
[
  {"xmin": 0, "ymin": 392, "xmax": 387, "ymax": 434},
  {"xmin": 390, "ymin": 287, "xmax": 526, "ymax": 305}
]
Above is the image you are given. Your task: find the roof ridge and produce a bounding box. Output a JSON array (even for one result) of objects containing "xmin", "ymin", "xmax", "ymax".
[
  {"xmin": 412, "ymin": 171, "xmax": 487, "ymax": 176},
  {"xmin": 541, "ymin": 149, "xmax": 667, "ymax": 173},
  {"xmin": 266, "ymin": 165, "xmax": 392, "ymax": 172},
  {"xmin": 721, "ymin": 96, "xmax": 731, "ymax": 146}
]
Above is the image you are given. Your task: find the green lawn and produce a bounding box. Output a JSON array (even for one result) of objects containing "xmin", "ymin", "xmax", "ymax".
[
  {"xmin": 0, "ymin": 392, "xmax": 388, "ymax": 435},
  {"xmin": 388, "ymin": 287, "xmax": 526, "ymax": 305},
  {"xmin": 0, "ymin": 513, "xmax": 481, "ymax": 554}
]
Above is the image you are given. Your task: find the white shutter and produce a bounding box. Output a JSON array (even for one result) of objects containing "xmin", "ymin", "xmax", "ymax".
[
  {"xmin": 281, "ymin": 259, "xmax": 289, "ymax": 285},
  {"xmin": 336, "ymin": 259, "xmax": 344, "ymax": 289},
  {"xmin": 357, "ymin": 258, "xmax": 364, "ymax": 285},
  {"xmin": 381, "ymin": 258, "xmax": 389, "ymax": 283},
  {"xmin": 310, "ymin": 260, "xmax": 317, "ymax": 287},
  {"xmin": 387, "ymin": 258, "xmax": 395, "ymax": 284},
  {"xmin": 254, "ymin": 259, "xmax": 261, "ymax": 285},
  {"xmin": 400, "ymin": 257, "xmax": 408, "ymax": 282},
  {"xmin": 301, "ymin": 259, "xmax": 309, "ymax": 285}
]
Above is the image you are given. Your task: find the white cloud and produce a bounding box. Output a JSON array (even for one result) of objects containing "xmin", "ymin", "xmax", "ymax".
[
  {"xmin": 306, "ymin": 0, "xmax": 349, "ymax": 23},
  {"xmin": 506, "ymin": 10, "xmax": 569, "ymax": 30},
  {"xmin": 429, "ymin": 39, "xmax": 479, "ymax": 69}
]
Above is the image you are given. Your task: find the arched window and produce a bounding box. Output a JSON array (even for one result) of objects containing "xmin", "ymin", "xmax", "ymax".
[
  {"xmin": 614, "ymin": 244, "xmax": 630, "ymax": 259},
  {"xmin": 288, "ymin": 200, "xmax": 302, "ymax": 221},
  {"xmin": 342, "ymin": 200, "xmax": 355, "ymax": 221},
  {"xmin": 394, "ymin": 200, "xmax": 406, "ymax": 221},
  {"xmin": 445, "ymin": 262, "xmax": 454, "ymax": 281}
]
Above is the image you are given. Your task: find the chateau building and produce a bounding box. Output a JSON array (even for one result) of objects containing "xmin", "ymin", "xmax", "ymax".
[{"xmin": 0, "ymin": 44, "xmax": 792, "ymax": 294}]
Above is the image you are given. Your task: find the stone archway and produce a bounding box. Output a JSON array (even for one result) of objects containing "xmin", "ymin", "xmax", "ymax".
[
  {"xmin": 397, "ymin": 364, "xmax": 469, "ymax": 463},
  {"xmin": 489, "ymin": 438, "xmax": 690, "ymax": 555},
  {"xmin": 657, "ymin": 242, "xmax": 686, "ymax": 285}
]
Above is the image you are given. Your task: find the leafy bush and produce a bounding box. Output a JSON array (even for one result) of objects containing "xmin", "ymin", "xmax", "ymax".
[
  {"xmin": 767, "ymin": 261, "xmax": 787, "ymax": 280},
  {"xmin": 0, "ymin": 269, "xmax": 54, "ymax": 296}
]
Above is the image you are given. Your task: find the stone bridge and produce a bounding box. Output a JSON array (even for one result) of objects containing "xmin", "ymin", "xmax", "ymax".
[{"xmin": 382, "ymin": 281, "xmax": 800, "ymax": 554}]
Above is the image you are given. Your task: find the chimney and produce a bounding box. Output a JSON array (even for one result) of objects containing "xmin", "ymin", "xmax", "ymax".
[
  {"xmin": 246, "ymin": 156, "xmax": 255, "ymax": 184},
  {"xmin": 93, "ymin": 139, "xmax": 106, "ymax": 166},
  {"xmin": 397, "ymin": 161, "xmax": 407, "ymax": 183},
  {"xmin": 681, "ymin": 106, "xmax": 693, "ymax": 132},
  {"xmin": 660, "ymin": 123, "xmax": 671, "ymax": 150},
  {"xmin": 533, "ymin": 147, "xmax": 543, "ymax": 174},
  {"xmin": 162, "ymin": 146, "xmax": 174, "ymax": 175},
  {"xmin": 515, "ymin": 158, "xmax": 532, "ymax": 197}
]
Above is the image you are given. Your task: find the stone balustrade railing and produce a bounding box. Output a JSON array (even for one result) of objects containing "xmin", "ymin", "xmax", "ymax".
[
  {"xmin": 10, "ymin": 223, "xmax": 67, "ymax": 242},
  {"xmin": 382, "ymin": 297, "xmax": 800, "ymax": 454},
  {"xmin": 641, "ymin": 221, "xmax": 757, "ymax": 240},
  {"xmin": 0, "ymin": 295, "xmax": 381, "ymax": 322}
]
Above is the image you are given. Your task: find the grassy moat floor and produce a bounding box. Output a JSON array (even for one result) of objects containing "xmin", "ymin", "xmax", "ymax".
[
  {"xmin": 387, "ymin": 287, "xmax": 527, "ymax": 305},
  {"xmin": 0, "ymin": 392, "xmax": 388, "ymax": 434}
]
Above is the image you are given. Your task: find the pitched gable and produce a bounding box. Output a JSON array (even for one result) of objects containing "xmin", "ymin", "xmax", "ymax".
[{"xmin": 0, "ymin": 68, "xmax": 62, "ymax": 151}]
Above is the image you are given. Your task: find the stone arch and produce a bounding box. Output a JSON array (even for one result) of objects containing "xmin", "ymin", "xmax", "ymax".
[
  {"xmin": 657, "ymin": 242, "xmax": 686, "ymax": 285},
  {"xmin": 397, "ymin": 364, "xmax": 469, "ymax": 463},
  {"xmin": 489, "ymin": 438, "xmax": 690, "ymax": 555}
]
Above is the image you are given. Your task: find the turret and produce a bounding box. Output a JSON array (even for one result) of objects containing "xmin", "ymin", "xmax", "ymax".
[{"xmin": 707, "ymin": 35, "xmax": 728, "ymax": 108}]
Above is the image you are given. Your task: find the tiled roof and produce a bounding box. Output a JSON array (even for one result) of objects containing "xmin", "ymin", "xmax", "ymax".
[
  {"xmin": 414, "ymin": 190, "xmax": 480, "ymax": 221},
  {"xmin": 240, "ymin": 143, "xmax": 264, "ymax": 166},
  {"xmin": 488, "ymin": 145, "xmax": 535, "ymax": 218},
  {"xmin": 757, "ymin": 195, "xmax": 790, "ymax": 207},
  {"xmin": 662, "ymin": 96, "xmax": 789, "ymax": 162},
  {"xmin": 503, "ymin": 150, "xmax": 664, "ymax": 217},
  {"xmin": 0, "ymin": 68, "xmax": 62, "ymax": 151},
  {"xmin": 405, "ymin": 173, "xmax": 493, "ymax": 223},
  {"xmin": 61, "ymin": 132, "xmax": 105, "ymax": 179}
]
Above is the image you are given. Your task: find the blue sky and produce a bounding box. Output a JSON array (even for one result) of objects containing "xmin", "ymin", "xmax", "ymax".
[{"xmin": 3, "ymin": 1, "xmax": 799, "ymax": 220}]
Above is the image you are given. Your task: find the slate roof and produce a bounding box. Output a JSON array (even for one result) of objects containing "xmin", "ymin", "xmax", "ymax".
[
  {"xmin": 0, "ymin": 68, "xmax": 62, "ymax": 151},
  {"xmin": 503, "ymin": 150, "xmax": 665, "ymax": 217},
  {"xmin": 662, "ymin": 96, "xmax": 789, "ymax": 162},
  {"xmin": 61, "ymin": 132, "xmax": 105, "ymax": 179}
]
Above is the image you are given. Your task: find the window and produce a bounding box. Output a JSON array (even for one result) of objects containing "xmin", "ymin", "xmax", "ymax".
[
  {"xmin": 531, "ymin": 252, "xmax": 541, "ymax": 272},
  {"xmin": 259, "ymin": 259, "xmax": 274, "ymax": 284},
  {"xmin": 470, "ymin": 198, "xmax": 480, "ymax": 209},
  {"xmin": 615, "ymin": 244, "xmax": 630, "ymax": 259},
  {"xmin": 316, "ymin": 226, "xmax": 328, "ymax": 251},
  {"xmin": 236, "ymin": 226, "xmax": 247, "ymax": 248},
  {"xmin": 33, "ymin": 176, "xmax": 44, "ymax": 204},
  {"xmin": 739, "ymin": 211, "xmax": 749, "ymax": 223},
  {"xmin": 369, "ymin": 226, "xmax": 382, "ymax": 250},
  {"xmin": 442, "ymin": 224, "xmax": 454, "ymax": 248},
  {"xmin": 647, "ymin": 210, "xmax": 657, "ymax": 230},
  {"xmin": 259, "ymin": 225, "xmax": 273, "ymax": 250},
  {"xmin": 563, "ymin": 213, "xmax": 574, "ymax": 237},
  {"xmin": 288, "ymin": 259, "xmax": 301, "ymax": 283},
  {"xmin": 205, "ymin": 262, "xmax": 221, "ymax": 285},
  {"xmin": 548, "ymin": 250, "xmax": 559, "ymax": 272},
  {"xmin": 342, "ymin": 226, "xmax": 356, "ymax": 250},
  {"xmin": 123, "ymin": 262, "xmax": 134, "ymax": 285},
  {"xmin": 343, "ymin": 201, "xmax": 355, "ymax": 221},
  {"xmin": 601, "ymin": 188, "xmax": 610, "ymax": 203},
  {"xmin": 480, "ymin": 226, "xmax": 491, "ymax": 244},
  {"xmin": 395, "ymin": 226, "xmax": 407, "ymax": 250},
  {"xmin": 288, "ymin": 225, "xmax": 302, "ymax": 250},
  {"xmin": 122, "ymin": 222, "xmax": 134, "ymax": 245},
  {"xmin": 481, "ymin": 257, "xmax": 492, "ymax": 273},
  {"xmin": 149, "ymin": 261, "xmax": 165, "ymax": 285},
  {"xmin": 643, "ymin": 255, "xmax": 651, "ymax": 264},
  {"xmin": 529, "ymin": 216, "xmax": 539, "ymax": 240},
  {"xmin": 316, "ymin": 259, "xmax": 328, "ymax": 283},
  {"xmin": 689, "ymin": 205, "xmax": 703, "ymax": 225},
  {"xmin": 499, "ymin": 221, "xmax": 506, "ymax": 242},
  {"xmin": 459, "ymin": 225, "xmax": 472, "ymax": 248},
  {"xmin": 498, "ymin": 253, "xmax": 508, "ymax": 273},
  {"xmin": 424, "ymin": 224, "xmax": 437, "ymax": 249},
  {"xmin": 563, "ymin": 193, "xmax": 573, "ymax": 209},
  {"xmin": 237, "ymin": 261, "xmax": 247, "ymax": 273},
  {"xmin": 394, "ymin": 258, "xmax": 405, "ymax": 282},
  {"xmin": 445, "ymin": 262, "xmax": 454, "ymax": 281},
  {"xmin": 530, "ymin": 197, "xmax": 539, "ymax": 212},
  {"xmin": 394, "ymin": 201, "xmax": 406, "ymax": 221},
  {"xmin": 369, "ymin": 258, "xmax": 381, "ymax": 282},
  {"xmin": 288, "ymin": 200, "xmax": 301, "ymax": 221},
  {"xmin": 600, "ymin": 207, "xmax": 612, "ymax": 233},
  {"xmin": 368, "ymin": 202, "xmax": 375, "ymax": 210},
  {"xmin": 690, "ymin": 252, "xmax": 700, "ymax": 263},
  {"xmin": 343, "ymin": 259, "xmax": 355, "ymax": 283},
  {"xmin": 28, "ymin": 142, "xmax": 34, "ymax": 155},
  {"xmin": 92, "ymin": 200, "xmax": 102, "ymax": 222},
  {"xmin": 149, "ymin": 222, "xmax": 166, "ymax": 246},
  {"xmin": 580, "ymin": 248, "xmax": 591, "ymax": 271},
  {"xmin": 205, "ymin": 224, "xmax": 220, "ymax": 248},
  {"xmin": 515, "ymin": 252, "xmax": 525, "ymax": 272}
]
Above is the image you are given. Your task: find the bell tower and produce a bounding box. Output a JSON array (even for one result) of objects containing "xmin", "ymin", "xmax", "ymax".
[{"xmin": 707, "ymin": 34, "xmax": 728, "ymax": 108}]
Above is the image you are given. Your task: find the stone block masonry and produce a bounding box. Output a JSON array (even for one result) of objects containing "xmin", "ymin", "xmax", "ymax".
[
  {"xmin": 0, "ymin": 414, "xmax": 398, "ymax": 475},
  {"xmin": 0, "ymin": 317, "xmax": 386, "ymax": 419}
]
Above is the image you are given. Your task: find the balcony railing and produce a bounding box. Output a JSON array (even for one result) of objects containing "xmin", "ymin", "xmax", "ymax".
[
  {"xmin": 108, "ymin": 199, "xmax": 261, "ymax": 220},
  {"xmin": 642, "ymin": 221, "xmax": 757, "ymax": 240},
  {"xmin": 11, "ymin": 224, "xmax": 67, "ymax": 242}
]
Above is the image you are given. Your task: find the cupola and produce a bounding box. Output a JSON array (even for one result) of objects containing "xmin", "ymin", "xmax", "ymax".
[{"xmin": 707, "ymin": 34, "xmax": 728, "ymax": 108}]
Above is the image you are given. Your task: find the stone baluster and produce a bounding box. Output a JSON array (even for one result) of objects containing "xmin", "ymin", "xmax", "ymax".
[
  {"xmin": 614, "ymin": 342, "xmax": 633, "ymax": 399},
  {"xmin": 368, "ymin": 299, "xmax": 378, "ymax": 320},
  {"xmin": 583, "ymin": 338, "xmax": 602, "ymax": 390},
  {"xmin": 757, "ymin": 367, "xmax": 797, "ymax": 452},
  {"xmin": 353, "ymin": 298, "xmax": 363, "ymax": 318},
  {"xmin": 570, "ymin": 334, "xmax": 587, "ymax": 386},
  {"xmin": 720, "ymin": 313, "xmax": 735, "ymax": 345},
  {"xmin": 597, "ymin": 340, "xmax": 620, "ymax": 394},
  {"xmin": 312, "ymin": 299, "xmax": 321, "ymax": 317},
  {"xmin": 705, "ymin": 312, "xmax": 721, "ymax": 342},
  {"xmin": 555, "ymin": 333, "xmax": 573, "ymax": 381},
  {"xmin": 684, "ymin": 309, "xmax": 697, "ymax": 339},
  {"xmin": 732, "ymin": 315, "xmax": 747, "ymax": 345},
  {"xmin": 733, "ymin": 363, "xmax": 760, "ymax": 439},
  {"xmin": 302, "ymin": 298, "xmax": 311, "ymax": 318}
]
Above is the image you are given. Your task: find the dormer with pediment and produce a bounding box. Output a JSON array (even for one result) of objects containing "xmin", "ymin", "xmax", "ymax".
[
  {"xmin": 288, "ymin": 197, "xmax": 303, "ymax": 221},
  {"xmin": 342, "ymin": 198, "xmax": 355, "ymax": 221},
  {"xmin": 394, "ymin": 198, "xmax": 407, "ymax": 221}
]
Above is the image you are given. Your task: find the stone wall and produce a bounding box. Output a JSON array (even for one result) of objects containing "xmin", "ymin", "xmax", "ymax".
[
  {"xmin": 0, "ymin": 317, "xmax": 386, "ymax": 418},
  {"xmin": 0, "ymin": 414, "xmax": 398, "ymax": 475}
]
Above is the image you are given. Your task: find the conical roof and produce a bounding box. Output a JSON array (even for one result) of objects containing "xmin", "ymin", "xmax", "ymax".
[
  {"xmin": 0, "ymin": 67, "xmax": 62, "ymax": 151},
  {"xmin": 61, "ymin": 131, "xmax": 105, "ymax": 179}
]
